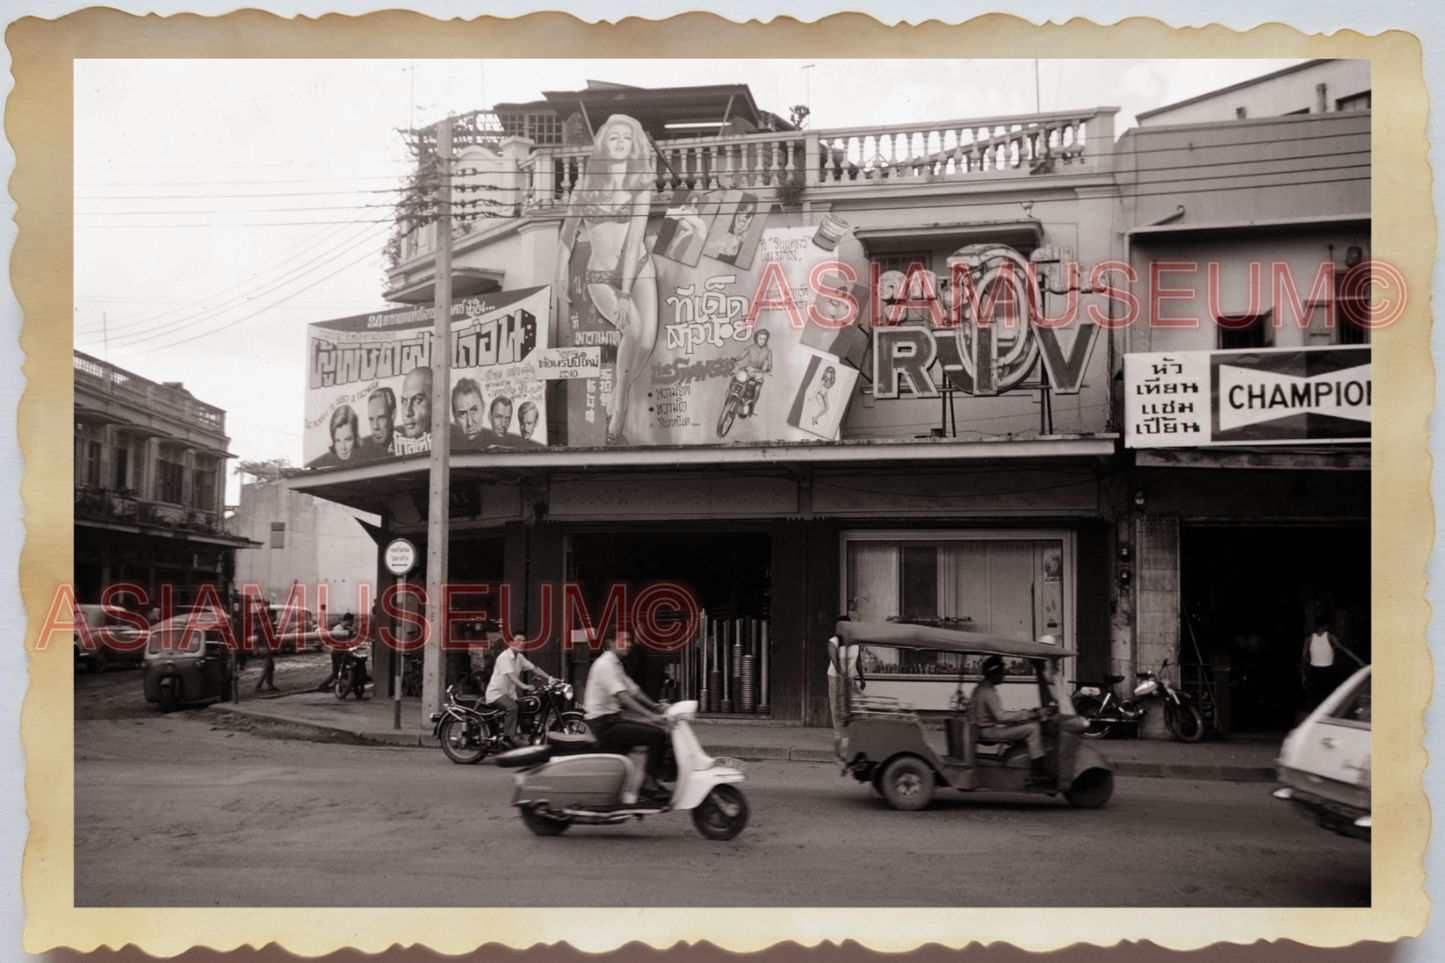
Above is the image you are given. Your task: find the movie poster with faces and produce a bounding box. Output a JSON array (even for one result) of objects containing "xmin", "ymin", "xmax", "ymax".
[
  {"xmin": 304, "ymin": 286, "xmax": 574, "ymax": 467},
  {"xmin": 559, "ymin": 218, "xmax": 872, "ymax": 448}
]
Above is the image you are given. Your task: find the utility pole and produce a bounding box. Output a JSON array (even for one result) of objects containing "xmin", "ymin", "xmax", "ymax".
[{"xmin": 422, "ymin": 116, "xmax": 453, "ymax": 724}]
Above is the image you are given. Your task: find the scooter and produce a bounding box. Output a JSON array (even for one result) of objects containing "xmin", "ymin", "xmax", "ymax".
[
  {"xmin": 333, "ymin": 648, "xmax": 368, "ymax": 700},
  {"xmin": 430, "ymin": 678, "xmax": 588, "ymax": 765},
  {"xmin": 1072, "ymin": 658, "xmax": 1204, "ymax": 742},
  {"xmin": 716, "ymin": 366, "xmax": 764, "ymax": 437},
  {"xmin": 498, "ymin": 700, "xmax": 750, "ymax": 840}
]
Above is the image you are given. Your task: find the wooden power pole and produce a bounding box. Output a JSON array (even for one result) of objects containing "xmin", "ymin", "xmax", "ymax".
[{"xmin": 422, "ymin": 116, "xmax": 453, "ymax": 723}]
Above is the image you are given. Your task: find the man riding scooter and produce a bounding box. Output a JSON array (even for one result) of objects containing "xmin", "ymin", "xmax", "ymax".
[{"xmin": 584, "ymin": 630, "xmax": 670, "ymax": 803}]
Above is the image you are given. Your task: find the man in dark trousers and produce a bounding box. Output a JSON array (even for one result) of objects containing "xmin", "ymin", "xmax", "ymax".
[{"xmin": 252, "ymin": 599, "xmax": 279, "ymax": 692}]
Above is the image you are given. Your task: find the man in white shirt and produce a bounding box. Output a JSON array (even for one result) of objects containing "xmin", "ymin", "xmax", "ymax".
[
  {"xmin": 1300, "ymin": 615, "xmax": 1364, "ymax": 710},
  {"xmin": 584, "ymin": 630, "xmax": 669, "ymax": 800},
  {"xmin": 485, "ymin": 634, "xmax": 556, "ymax": 747}
]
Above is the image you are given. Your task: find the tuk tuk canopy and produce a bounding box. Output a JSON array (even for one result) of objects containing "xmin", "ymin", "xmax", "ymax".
[{"xmin": 835, "ymin": 621, "xmax": 1074, "ymax": 661}]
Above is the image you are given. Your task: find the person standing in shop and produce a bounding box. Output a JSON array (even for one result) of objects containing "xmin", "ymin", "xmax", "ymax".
[{"xmin": 1300, "ymin": 614, "xmax": 1364, "ymax": 709}]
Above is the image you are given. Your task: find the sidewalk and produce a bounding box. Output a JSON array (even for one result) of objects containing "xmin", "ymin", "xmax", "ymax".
[{"xmin": 208, "ymin": 683, "xmax": 1281, "ymax": 783}]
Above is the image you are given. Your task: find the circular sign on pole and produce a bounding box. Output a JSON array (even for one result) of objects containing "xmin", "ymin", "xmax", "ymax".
[{"xmin": 384, "ymin": 538, "xmax": 418, "ymax": 576}]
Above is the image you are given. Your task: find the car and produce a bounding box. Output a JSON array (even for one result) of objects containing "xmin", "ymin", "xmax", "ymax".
[
  {"xmin": 1272, "ymin": 664, "xmax": 1371, "ymax": 840},
  {"xmin": 73, "ymin": 603, "xmax": 149, "ymax": 673},
  {"xmin": 247, "ymin": 604, "xmax": 325, "ymax": 653}
]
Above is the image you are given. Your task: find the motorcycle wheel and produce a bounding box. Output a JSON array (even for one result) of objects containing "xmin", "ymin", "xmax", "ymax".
[
  {"xmin": 520, "ymin": 805, "xmax": 572, "ymax": 836},
  {"xmin": 1169, "ymin": 703, "xmax": 1205, "ymax": 743},
  {"xmin": 438, "ymin": 717, "xmax": 488, "ymax": 765},
  {"xmin": 1064, "ymin": 768, "xmax": 1115, "ymax": 809},
  {"xmin": 549, "ymin": 714, "xmax": 591, "ymax": 737},
  {"xmin": 88, "ymin": 652, "xmax": 109, "ymax": 674},
  {"xmin": 880, "ymin": 756, "xmax": 935, "ymax": 811},
  {"xmin": 158, "ymin": 681, "xmax": 182, "ymax": 714},
  {"xmin": 716, "ymin": 396, "xmax": 740, "ymax": 438},
  {"xmin": 1072, "ymin": 696, "xmax": 1113, "ymax": 740},
  {"xmin": 691, "ymin": 784, "xmax": 750, "ymax": 841},
  {"xmin": 334, "ymin": 675, "xmax": 349, "ymax": 699}
]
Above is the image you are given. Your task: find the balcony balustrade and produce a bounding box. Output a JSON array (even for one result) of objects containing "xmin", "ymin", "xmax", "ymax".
[
  {"xmin": 75, "ymin": 485, "xmax": 221, "ymax": 535},
  {"xmin": 74, "ymin": 352, "xmax": 226, "ymax": 435},
  {"xmin": 522, "ymin": 107, "xmax": 1117, "ymax": 211},
  {"xmin": 389, "ymin": 107, "xmax": 1118, "ymax": 266}
]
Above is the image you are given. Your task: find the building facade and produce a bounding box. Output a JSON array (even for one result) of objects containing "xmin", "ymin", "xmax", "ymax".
[
  {"xmin": 292, "ymin": 76, "xmax": 1370, "ymax": 735},
  {"xmin": 227, "ymin": 473, "xmax": 380, "ymax": 616},
  {"xmin": 73, "ymin": 350, "xmax": 257, "ymax": 609}
]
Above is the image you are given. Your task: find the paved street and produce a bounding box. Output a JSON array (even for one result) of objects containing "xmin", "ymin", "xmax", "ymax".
[{"xmin": 74, "ymin": 668, "xmax": 1368, "ymax": 908}]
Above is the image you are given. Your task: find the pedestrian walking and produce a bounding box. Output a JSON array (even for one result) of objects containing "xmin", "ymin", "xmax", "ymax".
[{"xmin": 253, "ymin": 600, "xmax": 279, "ymax": 692}]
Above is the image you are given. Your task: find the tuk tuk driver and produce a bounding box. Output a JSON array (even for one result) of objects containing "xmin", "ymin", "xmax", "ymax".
[{"xmin": 973, "ymin": 655, "xmax": 1051, "ymax": 786}]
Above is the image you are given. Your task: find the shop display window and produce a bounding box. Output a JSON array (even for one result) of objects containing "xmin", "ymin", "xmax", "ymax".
[{"xmin": 843, "ymin": 530, "xmax": 1072, "ymax": 679}]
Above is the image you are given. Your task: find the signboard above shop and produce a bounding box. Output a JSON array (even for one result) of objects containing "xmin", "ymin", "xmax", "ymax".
[{"xmin": 1124, "ymin": 345, "xmax": 1371, "ymax": 448}]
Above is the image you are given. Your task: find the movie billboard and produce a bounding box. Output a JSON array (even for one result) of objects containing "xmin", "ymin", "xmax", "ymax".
[
  {"xmin": 554, "ymin": 150, "xmax": 871, "ymax": 448},
  {"xmin": 305, "ymin": 286, "xmax": 588, "ymax": 466}
]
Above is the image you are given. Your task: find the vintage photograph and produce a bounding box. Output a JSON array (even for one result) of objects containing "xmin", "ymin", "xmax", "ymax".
[{"xmin": 59, "ymin": 50, "xmax": 1398, "ymax": 931}]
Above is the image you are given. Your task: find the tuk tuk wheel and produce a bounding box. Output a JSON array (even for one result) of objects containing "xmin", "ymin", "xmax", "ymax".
[
  {"xmin": 880, "ymin": 756, "xmax": 935, "ymax": 811},
  {"xmin": 158, "ymin": 680, "xmax": 182, "ymax": 714}
]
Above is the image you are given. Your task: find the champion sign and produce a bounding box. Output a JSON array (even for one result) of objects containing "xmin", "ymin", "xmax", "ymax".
[{"xmin": 1124, "ymin": 346, "xmax": 1371, "ymax": 448}]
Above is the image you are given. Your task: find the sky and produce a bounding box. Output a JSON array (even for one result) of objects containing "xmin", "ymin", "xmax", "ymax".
[{"xmin": 73, "ymin": 58, "xmax": 1307, "ymax": 502}]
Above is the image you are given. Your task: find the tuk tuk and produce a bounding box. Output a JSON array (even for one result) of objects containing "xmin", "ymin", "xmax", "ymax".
[
  {"xmin": 837, "ymin": 621, "xmax": 1115, "ymax": 811},
  {"xmin": 141, "ymin": 614, "xmax": 236, "ymax": 712}
]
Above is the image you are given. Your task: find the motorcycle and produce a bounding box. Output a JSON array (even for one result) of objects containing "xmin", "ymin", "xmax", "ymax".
[
  {"xmin": 333, "ymin": 648, "xmax": 368, "ymax": 700},
  {"xmin": 716, "ymin": 365, "xmax": 764, "ymax": 437},
  {"xmin": 430, "ymin": 677, "xmax": 589, "ymax": 765},
  {"xmin": 499, "ymin": 699, "xmax": 750, "ymax": 840},
  {"xmin": 1072, "ymin": 658, "xmax": 1204, "ymax": 743}
]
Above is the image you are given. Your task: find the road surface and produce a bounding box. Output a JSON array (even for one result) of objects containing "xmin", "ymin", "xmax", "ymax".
[{"xmin": 73, "ymin": 669, "xmax": 1368, "ymax": 907}]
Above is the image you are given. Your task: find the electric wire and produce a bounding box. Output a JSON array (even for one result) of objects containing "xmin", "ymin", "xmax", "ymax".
[{"xmin": 96, "ymin": 223, "xmax": 392, "ymax": 351}]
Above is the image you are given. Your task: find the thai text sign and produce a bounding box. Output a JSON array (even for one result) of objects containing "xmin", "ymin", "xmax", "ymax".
[
  {"xmin": 304, "ymin": 286, "xmax": 558, "ymax": 467},
  {"xmin": 1124, "ymin": 345, "xmax": 1371, "ymax": 448}
]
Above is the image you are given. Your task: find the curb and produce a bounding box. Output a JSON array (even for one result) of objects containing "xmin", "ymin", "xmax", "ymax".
[{"xmin": 207, "ymin": 704, "xmax": 1277, "ymax": 782}]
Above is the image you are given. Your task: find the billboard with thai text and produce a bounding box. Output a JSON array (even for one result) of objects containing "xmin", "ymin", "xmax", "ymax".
[
  {"xmin": 1123, "ymin": 345, "xmax": 1371, "ymax": 448},
  {"xmin": 304, "ymin": 286, "xmax": 591, "ymax": 466}
]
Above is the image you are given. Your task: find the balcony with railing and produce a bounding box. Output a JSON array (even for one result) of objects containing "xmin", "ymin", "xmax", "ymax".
[
  {"xmin": 74, "ymin": 351, "xmax": 226, "ymax": 437},
  {"xmin": 74, "ymin": 484, "xmax": 232, "ymax": 537},
  {"xmin": 523, "ymin": 107, "xmax": 1118, "ymax": 211},
  {"xmin": 387, "ymin": 108, "xmax": 1119, "ymax": 268}
]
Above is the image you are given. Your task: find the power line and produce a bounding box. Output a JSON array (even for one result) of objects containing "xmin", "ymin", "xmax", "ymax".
[
  {"xmin": 106, "ymin": 236, "xmax": 396, "ymax": 360},
  {"xmin": 97, "ymin": 223, "xmax": 391, "ymax": 349},
  {"xmin": 78, "ymin": 216, "xmax": 382, "ymax": 334}
]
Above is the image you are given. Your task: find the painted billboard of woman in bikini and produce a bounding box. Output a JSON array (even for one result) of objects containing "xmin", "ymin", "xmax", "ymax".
[{"xmin": 553, "ymin": 113, "xmax": 658, "ymax": 446}]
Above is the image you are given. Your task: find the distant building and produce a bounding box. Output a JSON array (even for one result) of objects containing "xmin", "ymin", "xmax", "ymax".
[
  {"xmin": 227, "ymin": 472, "xmax": 379, "ymax": 617},
  {"xmin": 1137, "ymin": 60, "xmax": 1369, "ymax": 126},
  {"xmin": 73, "ymin": 350, "xmax": 258, "ymax": 607}
]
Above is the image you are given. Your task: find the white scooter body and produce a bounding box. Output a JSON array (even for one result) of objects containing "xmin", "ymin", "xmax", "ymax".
[{"xmin": 504, "ymin": 701, "xmax": 749, "ymax": 838}]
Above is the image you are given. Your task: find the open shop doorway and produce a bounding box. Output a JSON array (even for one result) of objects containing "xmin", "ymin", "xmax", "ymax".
[
  {"xmin": 566, "ymin": 530, "xmax": 771, "ymax": 706},
  {"xmin": 1180, "ymin": 524, "xmax": 1370, "ymax": 734}
]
